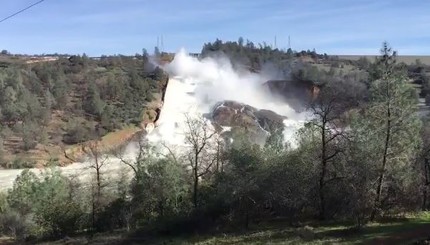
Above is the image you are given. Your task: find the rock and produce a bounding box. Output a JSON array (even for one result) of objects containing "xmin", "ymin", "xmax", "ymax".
[
  {"xmin": 211, "ymin": 100, "xmax": 286, "ymax": 145},
  {"xmin": 255, "ymin": 109, "xmax": 285, "ymax": 132},
  {"xmin": 264, "ymin": 79, "xmax": 320, "ymax": 112}
]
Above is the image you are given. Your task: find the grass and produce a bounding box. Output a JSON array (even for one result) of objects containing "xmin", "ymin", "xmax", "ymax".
[
  {"xmin": 0, "ymin": 237, "xmax": 14, "ymax": 244},
  {"xmin": 18, "ymin": 212, "xmax": 430, "ymax": 244},
  {"xmin": 147, "ymin": 212, "xmax": 430, "ymax": 245}
]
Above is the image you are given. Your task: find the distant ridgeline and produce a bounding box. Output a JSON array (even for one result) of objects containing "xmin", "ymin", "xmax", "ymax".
[
  {"xmin": 0, "ymin": 52, "xmax": 168, "ymax": 167},
  {"xmin": 200, "ymin": 38, "xmax": 331, "ymax": 72},
  {"xmin": 200, "ymin": 39, "xmax": 356, "ymax": 82}
]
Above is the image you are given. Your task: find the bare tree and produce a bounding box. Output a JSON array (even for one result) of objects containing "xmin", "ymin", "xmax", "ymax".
[
  {"xmin": 114, "ymin": 136, "xmax": 148, "ymax": 178},
  {"xmin": 83, "ymin": 140, "xmax": 108, "ymax": 197},
  {"xmin": 309, "ymin": 82, "xmax": 348, "ymax": 220},
  {"xmin": 82, "ymin": 140, "xmax": 108, "ymax": 232},
  {"xmin": 184, "ymin": 114, "xmax": 216, "ymax": 208}
]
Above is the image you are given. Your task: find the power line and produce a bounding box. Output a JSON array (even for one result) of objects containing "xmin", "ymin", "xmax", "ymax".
[{"xmin": 0, "ymin": 0, "xmax": 46, "ymax": 24}]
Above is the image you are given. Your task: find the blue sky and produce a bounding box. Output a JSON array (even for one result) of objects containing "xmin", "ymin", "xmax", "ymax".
[{"xmin": 0, "ymin": 0, "xmax": 429, "ymax": 56}]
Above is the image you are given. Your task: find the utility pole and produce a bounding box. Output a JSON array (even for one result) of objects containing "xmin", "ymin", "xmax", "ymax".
[
  {"xmin": 288, "ymin": 35, "xmax": 291, "ymax": 50},
  {"xmin": 274, "ymin": 35, "xmax": 277, "ymax": 49},
  {"xmin": 161, "ymin": 35, "xmax": 164, "ymax": 52},
  {"xmin": 157, "ymin": 36, "xmax": 160, "ymax": 50}
]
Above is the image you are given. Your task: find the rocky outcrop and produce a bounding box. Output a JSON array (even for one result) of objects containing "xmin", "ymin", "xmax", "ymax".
[
  {"xmin": 211, "ymin": 101, "xmax": 285, "ymax": 145},
  {"xmin": 264, "ymin": 79, "xmax": 320, "ymax": 112}
]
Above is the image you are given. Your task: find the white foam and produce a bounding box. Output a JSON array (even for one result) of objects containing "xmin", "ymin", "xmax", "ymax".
[{"xmin": 147, "ymin": 49, "xmax": 309, "ymax": 148}]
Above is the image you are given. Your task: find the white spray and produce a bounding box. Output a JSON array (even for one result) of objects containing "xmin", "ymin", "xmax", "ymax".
[{"xmin": 147, "ymin": 49, "xmax": 309, "ymax": 148}]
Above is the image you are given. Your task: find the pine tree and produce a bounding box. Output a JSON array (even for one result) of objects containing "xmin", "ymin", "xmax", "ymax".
[
  {"xmin": 354, "ymin": 43, "xmax": 422, "ymax": 220},
  {"xmin": 83, "ymin": 82, "xmax": 105, "ymax": 118}
]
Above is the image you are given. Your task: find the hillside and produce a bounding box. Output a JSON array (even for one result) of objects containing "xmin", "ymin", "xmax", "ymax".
[
  {"xmin": 0, "ymin": 54, "xmax": 168, "ymax": 168},
  {"xmin": 338, "ymin": 55, "xmax": 430, "ymax": 65}
]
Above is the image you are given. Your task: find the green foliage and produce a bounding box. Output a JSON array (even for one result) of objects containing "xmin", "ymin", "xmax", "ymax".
[
  {"xmin": 216, "ymin": 143, "xmax": 264, "ymax": 227},
  {"xmin": 131, "ymin": 157, "xmax": 190, "ymax": 222},
  {"xmin": 0, "ymin": 210, "xmax": 32, "ymax": 240},
  {"xmin": 351, "ymin": 43, "xmax": 422, "ymax": 219},
  {"xmin": 83, "ymin": 81, "xmax": 106, "ymax": 118},
  {"xmin": 5, "ymin": 158, "xmax": 35, "ymax": 169},
  {"xmin": 201, "ymin": 39, "xmax": 293, "ymax": 73},
  {"xmin": 63, "ymin": 119, "xmax": 95, "ymax": 144},
  {"xmin": 0, "ymin": 192, "xmax": 8, "ymax": 213},
  {"xmin": 369, "ymin": 41, "xmax": 398, "ymax": 81},
  {"xmin": 17, "ymin": 121, "xmax": 40, "ymax": 150},
  {"xmin": 51, "ymin": 77, "xmax": 69, "ymax": 109},
  {"xmin": 0, "ymin": 55, "xmax": 164, "ymax": 156},
  {"xmin": 7, "ymin": 169, "xmax": 83, "ymax": 238},
  {"xmin": 7, "ymin": 170, "xmax": 40, "ymax": 216}
]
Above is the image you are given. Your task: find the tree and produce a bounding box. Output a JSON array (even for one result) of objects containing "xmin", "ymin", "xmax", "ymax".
[
  {"xmin": 238, "ymin": 37, "xmax": 244, "ymax": 47},
  {"xmin": 0, "ymin": 137, "xmax": 5, "ymax": 166},
  {"xmin": 184, "ymin": 114, "xmax": 216, "ymax": 208},
  {"xmin": 51, "ymin": 77, "xmax": 69, "ymax": 110},
  {"xmin": 83, "ymin": 82, "xmax": 105, "ymax": 118},
  {"xmin": 286, "ymin": 48, "xmax": 294, "ymax": 58},
  {"xmin": 7, "ymin": 170, "xmax": 39, "ymax": 216},
  {"xmin": 356, "ymin": 56, "xmax": 370, "ymax": 71},
  {"xmin": 216, "ymin": 141, "xmax": 264, "ymax": 228},
  {"xmin": 63, "ymin": 119, "xmax": 94, "ymax": 144},
  {"xmin": 7, "ymin": 169, "xmax": 83, "ymax": 238},
  {"xmin": 132, "ymin": 157, "xmax": 189, "ymax": 221},
  {"xmin": 82, "ymin": 140, "xmax": 109, "ymax": 232},
  {"xmin": 154, "ymin": 46, "xmax": 161, "ymax": 57},
  {"xmin": 115, "ymin": 137, "xmax": 155, "ymax": 181},
  {"xmin": 369, "ymin": 41, "xmax": 397, "ymax": 81},
  {"xmin": 356, "ymin": 43, "xmax": 422, "ymax": 220},
  {"xmin": 419, "ymin": 119, "xmax": 430, "ymax": 210},
  {"xmin": 142, "ymin": 48, "xmax": 148, "ymax": 57},
  {"xmin": 31, "ymin": 170, "xmax": 82, "ymax": 236},
  {"xmin": 308, "ymin": 81, "xmax": 349, "ymax": 220}
]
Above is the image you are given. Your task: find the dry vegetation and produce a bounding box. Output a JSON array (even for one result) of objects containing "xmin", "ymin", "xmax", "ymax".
[{"xmin": 338, "ymin": 55, "xmax": 430, "ymax": 65}]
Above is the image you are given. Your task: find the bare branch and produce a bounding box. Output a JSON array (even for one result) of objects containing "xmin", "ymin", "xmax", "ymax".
[
  {"xmin": 161, "ymin": 142, "xmax": 178, "ymax": 165},
  {"xmin": 325, "ymin": 149, "xmax": 341, "ymax": 162},
  {"xmin": 197, "ymin": 157, "xmax": 216, "ymax": 178}
]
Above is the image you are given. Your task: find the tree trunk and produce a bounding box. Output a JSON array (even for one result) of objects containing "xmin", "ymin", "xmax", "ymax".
[
  {"xmin": 371, "ymin": 103, "xmax": 391, "ymax": 221},
  {"xmin": 423, "ymin": 158, "xmax": 430, "ymax": 211},
  {"xmin": 193, "ymin": 153, "xmax": 199, "ymax": 208},
  {"xmin": 96, "ymin": 167, "xmax": 101, "ymax": 198},
  {"xmin": 216, "ymin": 141, "xmax": 220, "ymax": 173},
  {"xmin": 91, "ymin": 192, "xmax": 96, "ymax": 235},
  {"xmin": 319, "ymin": 120, "xmax": 327, "ymax": 220},
  {"xmin": 94, "ymin": 151, "xmax": 102, "ymax": 199}
]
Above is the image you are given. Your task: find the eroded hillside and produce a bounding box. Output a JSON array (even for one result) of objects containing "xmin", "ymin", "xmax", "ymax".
[{"xmin": 0, "ymin": 54, "xmax": 168, "ymax": 167}]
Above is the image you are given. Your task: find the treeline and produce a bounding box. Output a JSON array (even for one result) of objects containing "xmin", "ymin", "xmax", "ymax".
[
  {"xmin": 0, "ymin": 54, "xmax": 167, "ymax": 164},
  {"xmin": 0, "ymin": 43, "xmax": 429, "ymax": 243},
  {"xmin": 200, "ymin": 38, "xmax": 370, "ymax": 89},
  {"xmin": 201, "ymin": 38, "xmax": 294, "ymax": 71},
  {"xmin": 201, "ymin": 38, "xmax": 344, "ymax": 74}
]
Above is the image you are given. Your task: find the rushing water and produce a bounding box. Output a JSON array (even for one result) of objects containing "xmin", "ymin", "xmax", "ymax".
[
  {"xmin": 148, "ymin": 50, "xmax": 308, "ymax": 147},
  {"xmin": 0, "ymin": 50, "xmax": 309, "ymax": 191}
]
